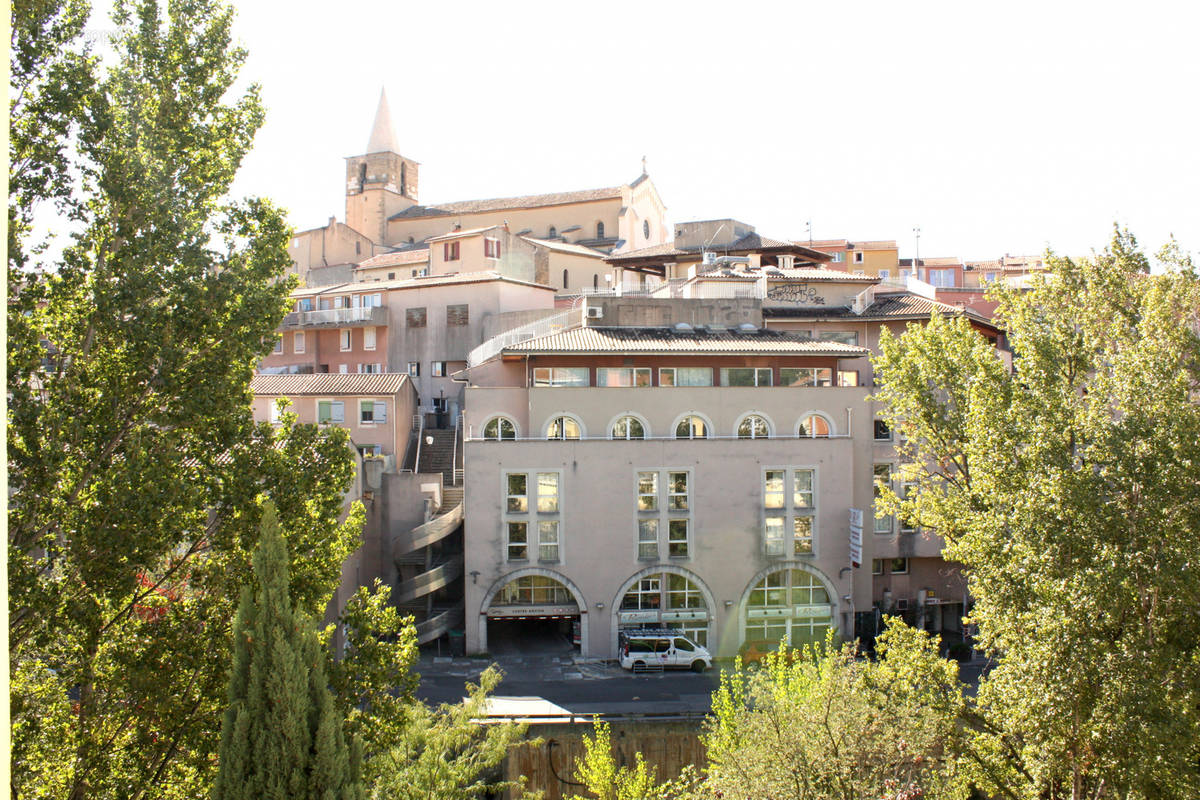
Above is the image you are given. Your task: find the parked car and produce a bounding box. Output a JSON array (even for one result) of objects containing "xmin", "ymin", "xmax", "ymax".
[
  {"xmin": 619, "ymin": 628, "xmax": 712, "ymax": 673},
  {"xmin": 737, "ymin": 639, "xmax": 800, "ymax": 667}
]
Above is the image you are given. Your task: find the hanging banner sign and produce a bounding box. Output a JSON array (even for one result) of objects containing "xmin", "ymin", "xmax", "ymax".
[{"xmin": 849, "ymin": 508, "xmax": 863, "ymax": 568}]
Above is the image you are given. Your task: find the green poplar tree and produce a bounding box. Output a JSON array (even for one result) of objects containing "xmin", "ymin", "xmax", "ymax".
[
  {"xmin": 214, "ymin": 502, "xmax": 362, "ymax": 800},
  {"xmin": 872, "ymin": 229, "xmax": 1200, "ymax": 799}
]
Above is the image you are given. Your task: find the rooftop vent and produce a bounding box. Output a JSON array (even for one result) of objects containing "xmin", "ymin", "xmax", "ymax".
[
  {"xmin": 674, "ymin": 322, "xmax": 694, "ymax": 332},
  {"xmin": 738, "ymin": 323, "xmax": 757, "ymax": 331}
]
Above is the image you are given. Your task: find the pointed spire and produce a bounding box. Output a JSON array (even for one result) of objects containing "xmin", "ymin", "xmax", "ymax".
[{"xmin": 366, "ymin": 88, "xmax": 400, "ymax": 155}]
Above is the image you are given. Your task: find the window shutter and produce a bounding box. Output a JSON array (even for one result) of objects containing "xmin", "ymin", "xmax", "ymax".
[
  {"xmin": 332, "ymin": 401, "xmax": 345, "ymax": 423},
  {"xmin": 375, "ymin": 401, "xmax": 387, "ymax": 423}
]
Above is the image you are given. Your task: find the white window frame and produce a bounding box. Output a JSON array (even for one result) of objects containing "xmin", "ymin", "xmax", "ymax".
[
  {"xmin": 673, "ymin": 413, "xmax": 711, "ymax": 440},
  {"xmin": 595, "ymin": 367, "xmax": 651, "ymax": 387},
  {"xmin": 780, "ymin": 367, "xmax": 833, "ymax": 387},
  {"xmin": 363, "ymin": 326, "xmax": 377, "ymax": 351},
  {"xmin": 532, "ymin": 366, "xmax": 590, "ymax": 387},
  {"xmin": 899, "ymin": 481, "xmax": 917, "ymax": 533},
  {"xmin": 268, "ymin": 397, "xmax": 288, "ymax": 424},
  {"xmin": 407, "ymin": 361, "xmax": 419, "ymax": 377},
  {"xmin": 432, "ymin": 361, "xmax": 447, "ymax": 377},
  {"xmin": 273, "ymin": 337, "xmax": 283, "ymax": 354},
  {"xmin": 484, "ymin": 237, "xmax": 501, "ymax": 259},
  {"xmin": 736, "ymin": 412, "xmax": 773, "ymax": 440},
  {"xmin": 762, "ymin": 466, "xmax": 818, "ymax": 557},
  {"xmin": 294, "ymin": 331, "xmax": 305, "ymax": 354},
  {"xmin": 796, "ymin": 412, "xmax": 835, "ymax": 438},
  {"xmin": 481, "ymin": 416, "xmax": 518, "ymax": 440},
  {"xmin": 874, "ymin": 464, "xmax": 894, "ymax": 534},
  {"xmin": 890, "ymin": 557, "xmax": 909, "ymax": 575},
  {"xmin": 879, "ymin": 269, "xmax": 890, "ymax": 280},
  {"xmin": 339, "ymin": 328, "xmax": 352, "ymax": 352},
  {"xmin": 544, "ymin": 414, "xmax": 583, "ymax": 440},
  {"xmin": 720, "ymin": 367, "xmax": 773, "ymax": 387},
  {"xmin": 609, "ymin": 413, "xmax": 648, "ymax": 440},
  {"xmin": 658, "ymin": 366, "xmax": 713, "ymax": 387},
  {"xmin": 853, "ymin": 251, "xmax": 865, "ymax": 264},
  {"xmin": 635, "ymin": 468, "xmax": 692, "ymax": 561},
  {"xmin": 503, "ymin": 470, "xmax": 563, "ymax": 564}
]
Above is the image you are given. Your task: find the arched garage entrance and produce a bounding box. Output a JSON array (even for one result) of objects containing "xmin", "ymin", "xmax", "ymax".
[
  {"xmin": 611, "ymin": 567, "xmax": 715, "ymax": 656},
  {"xmin": 740, "ymin": 563, "xmax": 837, "ymax": 649},
  {"xmin": 479, "ymin": 569, "xmax": 587, "ymax": 656}
]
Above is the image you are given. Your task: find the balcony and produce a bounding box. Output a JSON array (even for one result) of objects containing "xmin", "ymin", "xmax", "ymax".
[{"xmin": 281, "ymin": 305, "xmax": 388, "ymax": 329}]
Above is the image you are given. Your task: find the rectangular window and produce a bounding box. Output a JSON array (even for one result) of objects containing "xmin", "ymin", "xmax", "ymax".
[
  {"xmin": 443, "ymin": 241, "xmax": 460, "ymax": 261},
  {"xmin": 721, "ymin": 367, "xmax": 773, "ymax": 387},
  {"xmin": 339, "ymin": 329, "xmax": 351, "ymax": 351},
  {"xmin": 338, "ymin": 364, "xmax": 349, "ymax": 374},
  {"xmin": 823, "ymin": 331, "xmax": 859, "ymax": 346},
  {"xmin": 793, "ymin": 516, "xmax": 813, "ymax": 554},
  {"xmin": 928, "ymin": 269, "xmax": 956, "ymax": 288},
  {"xmin": 537, "ymin": 472, "xmax": 559, "ymax": 513},
  {"xmin": 406, "ymin": 307, "xmax": 427, "ymax": 328},
  {"xmin": 764, "ymin": 467, "xmax": 817, "ymax": 556},
  {"xmin": 334, "ymin": 295, "xmax": 346, "ymax": 309},
  {"xmin": 668, "ymin": 472, "xmax": 688, "ymax": 510},
  {"xmin": 532, "ymin": 367, "xmax": 589, "ymax": 387},
  {"xmin": 269, "ymin": 398, "xmax": 286, "ymax": 424},
  {"xmin": 879, "ymin": 269, "xmax": 890, "ymax": 280},
  {"xmin": 853, "ymin": 252, "xmax": 864, "ymax": 264},
  {"xmin": 446, "ymin": 304, "xmax": 469, "ymax": 326},
  {"xmin": 358, "ymin": 363, "xmax": 383, "ymax": 374},
  {"xmin": 507, "ymin": 522, "xmax": 528, "ymax": 560},
  {"xmin": 317, "ymin": 400, "xmax": 344, "ymax": 424},
  {"xmin": 874, "ymin": 464, "xmax": 893, "ymax": 534},
  {"xmin": 874, "ymin": 419, "xmax": 892, "ymax": 441},
  {"xmin": 838, "ymin": 370, "xmax": 859, "ymax": 387},
  {"xmin": 764, "ymin": 517, "xmax": 786, "ymax": 556},
  {"xmin": 432, "ymin": 361, "xmax": 447, "ymax": 377},
  {"xmin": 668, "ymin": 519, "xmax": 689, "ymax": 557},
  {"xmin": 596, "ymin": 367, "xmax": 651, "ymax": 387},
  {"xmin": 872, "ymin": 558, "xmax": 884, "ymax": 575},
  {"xmin": 360, "ymin": 293, "xmax": 383, "ymax": 308},
  {"xmin": 359, "ymin": 399, "xmax": 387, "ymax": 424},
  {"xmin": 890, "ymin": 557, "xmax": 909, "ymax": 575},
  {"xmin": 363, "ymin": 327, "xmax": 377, "ymax": 350},
  {"xmin": 297, "ymin": 297, "xmax": 313, "ymax": 312},
  {"xmin": 538, "ymin": 521, "xmax": 559, "ymax": 562},
  {"xmin": 273, "ymin": 337, "xmax": 283, "ymax": 354},
  {"xmin": 830, "ymin": 252, "xmax": 844, "ymax": 263},
  {"xmin": 638, "ymin": 519, "xmax": 659, "ymax": 560},
  {"xmin": 506, "ymin": 473, "xmax": 528, "ymax": 512},
  {"xmin": 294, "ymin": 331, "xmax": 306, "ymax": 354},
  {"xmin": 637, "ymin": 472, "xmax": 658, "ymax": 511},
  {"xmin": 780, "ymin": 367, "xmax": 833, "ymax": 387},
  {"xmin": 484, "ymin": 238, "xmax": 501, "ymax": 259},
  {"xmin": 407, "ymin": 361, "xmax": 419, "ymax": 376},
  {"xmin": 659, "ymin": 367, "xmax": 713, "ymax": 387}
]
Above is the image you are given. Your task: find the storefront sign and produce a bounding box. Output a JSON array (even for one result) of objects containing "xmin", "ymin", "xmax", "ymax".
[
  {"xmin": 617, "ymin": 610, "xmax": 659, "ymax": 623},
  {"xmin": 747, "ymin": 605, "xmax": 831, "ymax": 620},
  {"xmin": 660, "ymin": 610, "xmax": 708, "ymax": 622},
  {"xmin": 487, "ymin": 604, "xmax": 579, "ymax": 619}
]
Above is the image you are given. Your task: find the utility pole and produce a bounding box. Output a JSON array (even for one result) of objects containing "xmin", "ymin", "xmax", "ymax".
[{"xmin": 912, "ymin": 226, "xmax": 921, "ymax": 278}]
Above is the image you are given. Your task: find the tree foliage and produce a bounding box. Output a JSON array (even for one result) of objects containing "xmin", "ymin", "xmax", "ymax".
[
  {"xmin": 567, "ymin": 721, "xmax": 687, "ymax": 800},
  {"xmin": 7, "ymin": 1, "xmax": 369, "ymax": 797},
  {"xmin": 214, "ymin": 502, "xmax": 362, "ymax": 800},
  {"xmin": 872, "ymin": 229, "xmax": 1200, "ymax": 799},
  {"xmin": 367, "ymin": 666, "xmax": 535, "ymax": 800}
]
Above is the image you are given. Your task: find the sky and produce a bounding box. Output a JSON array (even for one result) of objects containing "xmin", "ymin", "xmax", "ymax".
[{"xmin": 204, "ymin": 1, "xmax": 1197, "ymax": 261}]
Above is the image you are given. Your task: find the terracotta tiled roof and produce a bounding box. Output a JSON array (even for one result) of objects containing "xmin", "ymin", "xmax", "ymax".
[
  {"xmin": 503, "ymin": 326, "xmax": 868, "ymax": 356},
  {"xmin": 388, "ymin": 186, "xmax": 624, "ymax": 221},
  {"xmin": 426, "ymin": 225, "xmax": 503, "ymax": 242},
  {"xmin": 697, "ymin": 267, "xmax": 878, "ymax": 282},
  {"xmin": 250, "ymin": 373, "xmax": 410, "ymax": 396},
  {"xmin": 606, "ymin": 239, "xmax": 831, "ymax": 264},
  {"xmin": 357, "ymin": 249, "xmax": 430, "ymax": 268},
  {"xmin": 293, "ymin": 270, "xmax": 554, "ymax": 294},
  {"xmin": 798, "ymin": 239, "xmax": 898, "ymax": 251},
  {"xmin": 764, "ymin": 292, "xmax": 998, "ymax": 327}
]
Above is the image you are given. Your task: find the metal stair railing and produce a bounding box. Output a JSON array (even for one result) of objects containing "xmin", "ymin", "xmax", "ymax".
[{"xmin": 467, "ymin": 307, "xmax": 582, "ymax": 368}]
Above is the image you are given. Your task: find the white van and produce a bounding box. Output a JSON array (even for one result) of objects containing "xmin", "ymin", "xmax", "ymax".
[{"xmin": 618, "ymin": 628, "xmax": 712, "ymax": 672}]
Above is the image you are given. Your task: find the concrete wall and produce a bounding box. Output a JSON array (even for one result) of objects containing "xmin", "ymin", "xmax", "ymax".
[
  {"xmin": 588, "ymin": 296, "xmax": 763, "ymax": 328},
  {"xmin": 386, "ymin": 197, "xmax": 627, "ymax": 252},
  {"xmin": 288, "ymin": 220, "xmax": 378, "ymax": 284},
  {"xmin": 251, "ymin": 388, "xmax": 413, "ymax": 459}
]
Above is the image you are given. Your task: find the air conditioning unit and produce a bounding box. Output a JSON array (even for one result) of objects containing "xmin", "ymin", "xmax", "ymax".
[
  {"xmin": 586, "ymin": 306, "xmax": 603, "ymax": 319},
  {"xmin": 702, "ymin": 251, "xmax": 717, "ymax": 265},
  {"xmin": 895, "ymin": 598, "xmax": 910, "ymax": 612}
]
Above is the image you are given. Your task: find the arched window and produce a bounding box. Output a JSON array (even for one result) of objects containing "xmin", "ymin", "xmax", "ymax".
[
  {"xmin": 745, "ymin": 568, "xmax": 833, "ymax": 648},
  {"xmin": 546, "ymin": 416, "xmax": 581, "ymax": 440},
  {"xmin": 562, "ymin": 269, "xmax": 569, "ymax": 289},
  {"xmin": 797, "ymin": 414, "xmax": 832, "ymax": 438},
  {"xmin": 738, "ymin": 414, "xmax": 771, "ymax": 439},
  {"xmin": 610, "ymin": 416, "xmax": 645, "ymax": 440},
  {"xmin": 548, "ymin": 226, "xmax": 557, "ymax": 239},
  {"xmin": 482, "ymin": 417, "xmax": 516, "ymax": 440},
  {"xmin": 675, "ymin": 416, "xmax": 708, "ymax": 440},
  {"xmin": 596, "ymin": 221, "xmax": 605, "ymax": 239}
]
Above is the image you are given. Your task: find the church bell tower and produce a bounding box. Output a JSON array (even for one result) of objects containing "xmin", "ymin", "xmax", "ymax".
[{"xmin": 345, "ymin": 89, "xmax": 419, "ymax": 245}]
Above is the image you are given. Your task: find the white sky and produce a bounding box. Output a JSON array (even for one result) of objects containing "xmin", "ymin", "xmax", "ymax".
[{"xmin": 189, "ymin": 1, "xmax": 1200, "ymax": 261}]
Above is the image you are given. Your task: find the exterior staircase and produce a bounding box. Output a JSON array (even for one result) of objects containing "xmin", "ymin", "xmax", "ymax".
[{"xmin": 394, "ymin": 425, "xmax": 465, "ymax": 644}]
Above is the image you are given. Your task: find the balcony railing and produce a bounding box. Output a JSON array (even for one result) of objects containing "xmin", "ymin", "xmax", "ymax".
[
  {"xmin": 467, "ymin": 307, "xmax": 583, "ymax": 368},
  {"xmin": 394, "ymin": 555, "xmax": 464, "ymax": 604},
  {"xmin": 280, "ymin": 306, "xmax": 388, "ymax": 329}
]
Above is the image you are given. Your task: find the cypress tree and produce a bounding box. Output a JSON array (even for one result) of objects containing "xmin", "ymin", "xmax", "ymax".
[{"xmin": 215, "ymin": 502, "xmax": 362, "ymax": 800}]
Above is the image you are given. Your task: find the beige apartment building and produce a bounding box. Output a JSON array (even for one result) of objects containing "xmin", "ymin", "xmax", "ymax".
[{"xmin": 460, "ymin": 301, "xmax": 875, "ymax": 660}]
